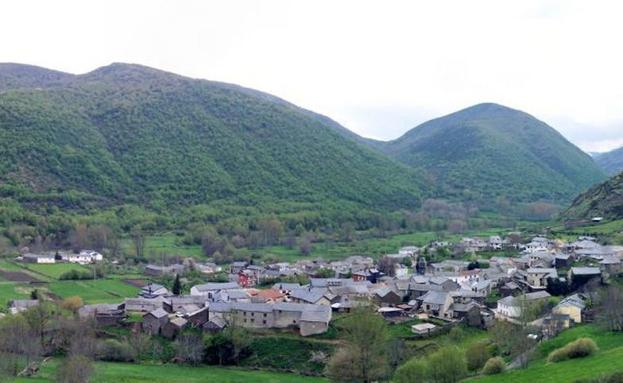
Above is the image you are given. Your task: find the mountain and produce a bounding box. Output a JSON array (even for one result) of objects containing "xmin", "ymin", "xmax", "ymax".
[
  {"xmin": 372, "ymin": 103, "xmax": 606, "ymax": 204},
  {"xmin": 562, "ymin": 172, "xmax": 623, "ymax": 221},
  {"xmin": 594, "ymin": 146, "xmax": 623, "ymax": 175},
  {"xmin": 0, "ymin": 63, "xmax": 427, "ymax": 219}
]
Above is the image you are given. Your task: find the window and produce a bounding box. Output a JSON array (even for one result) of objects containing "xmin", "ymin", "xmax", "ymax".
[
  {"xmin": 243, "ymin": 312, "xmax": 247, "ymax": 316},
  {"xmin": 244, "ymin": 319, "xmax": 247, "ymax": 323},
  {"xmin": 262, "ymin": 320, "xmax": 266, "ymax": 324},
  {"xmin": 251, "ymin": 312, "xmax": 254, "ymax": 317},
  {"xmin": 293, "ymin": 320, "xmax": 296, "ymax": 324},
  {"xmin": 251, "ymin": 319, "xmax": 255, "ymax": 323},
  {"xmin": 263, "ymin": 313, "xmax": 267, "ymax": 317}
]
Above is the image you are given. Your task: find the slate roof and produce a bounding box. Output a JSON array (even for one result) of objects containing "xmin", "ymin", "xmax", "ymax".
[
  {"xmin": 570, "ymin": 267, "xmax": 601, "ymax": 276},
  {"xmin": 420, "ymin": 291, "xmax": 450, "ymax": 305},
  {"xmin": 289, "ymin": 287, "xmax": 327, "ymax": 303},
  {"xmin": 147, "ymin": 308, "xmax": 168, "ymax": 319},
  {"xmin": 193, "ymin": 282, "xmax": 240, "ymax": 292}
]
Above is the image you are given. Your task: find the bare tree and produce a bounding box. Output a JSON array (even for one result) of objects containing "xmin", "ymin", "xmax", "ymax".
[
  {"xmin": 56, "ymin": 355, "xmax": 93, "ymax": 383},
  {"xmin": 326, "ymin": 307, "xmax": 388, "ymax": 382},
  {"xmin": 174, "ymin": 333, "xmax": 205, "ymax": 365},
  {"xmin": 377, "ymin": 256, "xmax": 397, "ymax": 277},
  {"xmin": 597, "ymin": 285, "xmax": 623, "ymax": 331},
  {"xmin": 131, "ymin": 226, "xmax": 145, "ymax": 258}
]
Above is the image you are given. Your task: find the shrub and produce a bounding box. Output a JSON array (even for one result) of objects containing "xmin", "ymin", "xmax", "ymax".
[
  {"xmin": 547, "ymin": 338, "xmax": 598, "ymax": 363},
  {"xmin": 59, "ymin": 269, "xmax": 93, "ymax": 280},
  {"xmin": 574, "ymin": 371, "xmax": 623, "ymax": 383},
  {"xmin": 466, "ymin": 341, "xmax": 491, "ymax": 371},
  {"xmin": 393, "ymin": 358, "xmax": 427, "ymax": 383},
  {"xmin": 97, "ymin": 339, "xmax": 136, "ymax": 362},
  {"xmin": 482, "ymin": 357, "xmax": 505, "ymax": 375}
]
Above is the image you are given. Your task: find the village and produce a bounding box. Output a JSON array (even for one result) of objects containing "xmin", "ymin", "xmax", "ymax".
[{"xmin": 7, "ymin": 232, "xmax": 621, "ymax": 345}]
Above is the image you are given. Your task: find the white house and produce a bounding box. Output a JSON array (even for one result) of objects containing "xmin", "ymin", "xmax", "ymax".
[
  {"xmin": 495, "ymin": 291, "xmax": 551, "ymax": 321},
  {"xmin": 64, "ymin": 250, "xmax": 103, "ymax": 264},
  {"xmin": 23, "ymin": 253, "xmax": 55, "ymax": 264}
]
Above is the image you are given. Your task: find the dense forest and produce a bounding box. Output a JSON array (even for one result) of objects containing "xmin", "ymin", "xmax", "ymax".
[
  {"xmin": 371, "ymin": 103, "xmax": 606, "ymax": 203},
  {"xmin": 0, "ymin": 64, "xmax": 608, "ymax": 255}
]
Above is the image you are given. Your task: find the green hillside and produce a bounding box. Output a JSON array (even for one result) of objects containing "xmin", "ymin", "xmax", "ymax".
[
  {"xmin": 374, "ymin": 103, "xmax": 606, "ymax": 204},
  {"xmin": 0, "ymin": 63, "xmax": 426, "ymax": 224},
  {"xmin": 594, "ymin": 146, "xmax": 623, "ymax": 175},
  {"xmin": 562, "ymin": 172, "xmax": 623, "ymax": 221}
]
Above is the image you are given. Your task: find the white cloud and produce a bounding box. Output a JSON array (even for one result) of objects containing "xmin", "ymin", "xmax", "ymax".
[{"xmin": 1, "ymin": 0, "xmax": 622, "ymax": 151}]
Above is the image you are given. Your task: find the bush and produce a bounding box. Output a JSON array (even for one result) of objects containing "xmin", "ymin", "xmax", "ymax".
[
  {"xmin": 393, "ymin": 358, "xmax": 427, "ymax": 383},
  {"xmin": 97, "ymin": 339, "xmax": 136, "ymax": 362},
  {"xmin": 547, "ymin": 338, "xmax": 598, "ymax": 363},
  {"xmin": 466, "ymin": 341, "xmax": 491, "ymax": 371},
  {"xmin": 482, "ymin": 357, "xmax": 505, "ymax": 375},
  {"xmin": 59, "ymin": 269, "xmax": 93, "ymax": 280}
]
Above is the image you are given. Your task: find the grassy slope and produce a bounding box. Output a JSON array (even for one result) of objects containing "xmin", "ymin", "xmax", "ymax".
[
  {"xmin": 472, "ymin": 325, "xmax": 623, "ymax": 383},
  {"xmin": 14, "ymin": 360, "xmax": 328, "ymax": 383}
]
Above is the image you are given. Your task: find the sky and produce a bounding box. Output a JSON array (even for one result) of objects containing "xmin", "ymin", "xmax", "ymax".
[{"xmin": 2, "ymin": 0, "xmax": 623, "ymax": 152}]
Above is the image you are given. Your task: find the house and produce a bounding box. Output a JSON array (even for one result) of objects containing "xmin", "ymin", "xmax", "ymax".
[
  {"xmin": 218, "ymin": 302, "xmax": 332, "ymax": 336},
  {"xmin": 78, "ymin": 303, "xmax": 125, "ymax": 326},
  {"xmin": 203, "ymin": 316, "xmax": 227, "ymax": 333},
  {"xmin": 253, "ymin": 289, "xmax": 286, "ymax": 303},
  {"xmin": 162, "ymin": 317, "xmax": 188, "ymax": 339},
  {"xmin": 418, "ymin": 291, "xmax": 454, "ymax": 319},
  {"xmin": 568, "ymin": 267, "xmax": 602, "ymax": 287},
  {"xmin": 64, "ymin": 250, "xmax": 103, "ymax": 264},
  {"xmin": 164, "ymin": 295, "xmax": 207, "ymax": 315},
  {"xmin": 399, "ymin": 246, "xmax": 419, "ymax": 257},
  {"xmin": 185, "ymin": 306, "xmax": 209, "ymax": 327},
  {"xmin": 599, "ymin": 257, "xmax": 621, "ymax": 276},
  {"xmin": 272, "ymin": 283, "xmax": 302, "ymax": 294},
  {"xmin": 23, "ymin": 253, "xmax": 55, "ymax": 264},
  {"xmin": 190, "ymin": 282, "xmax": 240, "ymax": 297},
  {"xmin": 552, "ymin": 294, "xmax": 586, "ymax": 324},
  {"xmin": 289, "ymin": 287, "xmax": 331, "ymax": 305},
  {"xmin": 377, "ymin": 307, "xmax": 404, "ymax": 319},
  {"xmin": 195, "ymin": 262, "xmax": 221, "ymax": 274},
  {"xmin": 495, "ymin": 291, "xmax": 551, "ymax": 321},
  {"xmin": 471, "ymin": 280, "xmax": 492, "ymax": 295},
  {"xmin": 489, "ymin": 236, "xmax": 503, "ymax": 250},
  {"xmin": 139, "ymin": 283, "xmax": 170, "ymax": 299},
  {"xmin": 144, "ymin": 264, "xmax": 186, "ymax": 277},
  {"xmin": 555, "ymin": 254, "xmax": 572, "ymax": 269},
  {"xmin": 142, "ymin": 308, "xmax": 169, "ymax": 335},
  {"xmin": 8, "ymin": 299, "xmax": 39, "ymax": 314},
  {"xmin": 374, "ymin": 287, "xmax": 402, "ymax": 306},
  {"xmin": 230, "ymin": 261, "xmax": 249, "ymax": 274},
  {"xmin": 124, "ymin": 296, "xmax": 166, "ymax": 313},
  {"xmin": 524, "ymin": 268, "xmax": 557, "ymax": 290},
  {"xmin": 499, "ymin": 282, "xmax": 521, "ymax": 297},
  {"xmin": 411, "ymin": 323, "xmax": 437, "ymax": 335}
]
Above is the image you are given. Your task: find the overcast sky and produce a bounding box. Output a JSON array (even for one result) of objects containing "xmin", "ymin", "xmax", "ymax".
[{"xmin": 3, "ymin": 0, "xmax": 623, "ymax": 152}]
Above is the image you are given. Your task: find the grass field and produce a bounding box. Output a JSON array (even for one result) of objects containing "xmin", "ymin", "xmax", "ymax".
[
  {"xmin": 22, "ymin": 263, "xmax": 89, "ymax": 280},
  {"xmin": 15, "ymin": 360, "xmax": 328, "ymax": 383},
  {"xmin": 120, "ymin": 226, "xmax": 516, "ymax": 263},
  {"xmin": 472, "ymin": 325, "xmax": 623, "ymax": 382},
  {"xmin": 48, "ymin": 279, "xmax": 140, "ymax": 304},
  {"xmin": 121, "ymin": 233, "xmax": 203, "ymax": 259},
  {"xmin": 0, "ymin": 281, "xmax": 33, "ymax": 308}
]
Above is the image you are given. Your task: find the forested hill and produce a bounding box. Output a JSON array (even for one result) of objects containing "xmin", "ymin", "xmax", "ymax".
[
  {"xmin": 0, "ymin": 63, "xmax": 428, "ymax": 219},
  {"xmin": 562, "ymin": 172, "xmax": 623, "ymax": 221},
  {"xmin": 594, "ymin": 146, "xmax": 623, "ymax": 175},
  {"xmin": 372, "ymin": 103, "xmax": 606, "ymax": 204}
]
